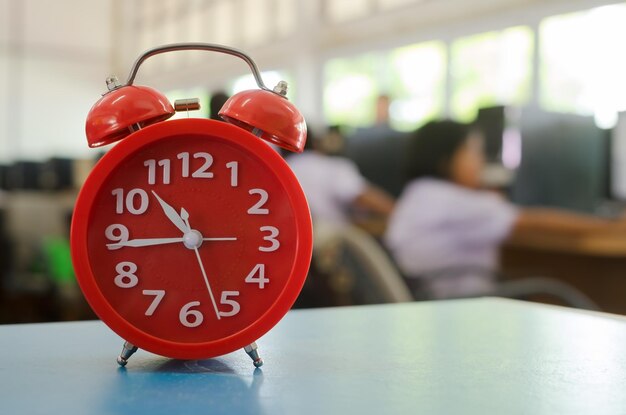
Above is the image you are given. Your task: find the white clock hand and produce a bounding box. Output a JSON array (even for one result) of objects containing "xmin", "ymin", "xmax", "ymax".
[
  {"xmin": 108, "ymin": 237, "xmax": 183, "ymax": 249},
  {"xmin": 107, "ymin": 236, "xmax": 238, "ymax": 249},
  {"xmin": 151, "ymin": 191, "xmax": 189, "ymax": 234},
  {"xmin": 179, "ymin": 207, "xmax": 221, "ymax": 320},
  {"xmin": 180, "ymin": 208, "xmax": 191, "ymax": 231},
  {"xmin": 192, "ymin": 246, "xmax": 221, "ymax": 320}
]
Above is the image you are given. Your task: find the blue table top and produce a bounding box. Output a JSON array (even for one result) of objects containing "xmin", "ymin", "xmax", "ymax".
[{"xmin": 2, "ymin": 298, "xmax": 626, "ymax": 415}]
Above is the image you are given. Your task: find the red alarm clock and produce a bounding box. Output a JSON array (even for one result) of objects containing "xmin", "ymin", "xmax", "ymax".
[{"xmin": 71, "ymin": 43, "xmax": 312, "ymax": 368}]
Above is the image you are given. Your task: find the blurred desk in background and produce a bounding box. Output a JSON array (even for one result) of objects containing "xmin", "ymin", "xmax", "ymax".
[
  {"xmin": 502, "ymin": 232, "xmax": 626, "ymax": 315},
  {"xmin": 2, "ymin": 298, "xmax": 626, "ymax": 414},
  {"xmin": 505, "ymin": 231, "xmax": 626, "ymax": 256},
  {"xmin": 353, "ymin": 218, "xmax": 626, "ymax": 314}
]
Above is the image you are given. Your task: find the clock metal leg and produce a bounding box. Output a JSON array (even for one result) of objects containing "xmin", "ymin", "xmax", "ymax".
[
  {"xmin": 117, "ymin": 341, "xmax": 138, "ymax": 366},
  {"xmin": 244, "ymin": 342, "xmax": 263, "ymax": 368}
]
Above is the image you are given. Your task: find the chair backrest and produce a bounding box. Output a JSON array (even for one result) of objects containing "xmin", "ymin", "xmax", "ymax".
[{"xmin": 313, "ymin": 222, "xmax": 413, "ymax": 304}]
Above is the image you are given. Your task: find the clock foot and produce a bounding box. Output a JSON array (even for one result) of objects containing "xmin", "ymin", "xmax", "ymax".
[
  {"xmin": 117, "ymin": 341, "xmax": 138, "ymax": 366},
  {"xmin": 244, "ymin": 342, "xmax": 263, "ymax": 368}
]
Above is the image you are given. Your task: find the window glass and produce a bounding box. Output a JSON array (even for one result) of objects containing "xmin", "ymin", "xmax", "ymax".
[
  {"xmin": 388, "ymin": 41, "xmax": 446, "ymax": 131},
  {"xmin": 540, "ymin": 4, "xmax": 626, "ymax": 128},
  {"xmin": 451, "ymin": 26, "xmax": 533, "ymax": 122},
  {"xmin": 323, "ymin": 53, "xmax": 381, "ymax": 127},
  {"xmin": 230, "ymin": 71, "xmax": 295, "ymax": 102}
]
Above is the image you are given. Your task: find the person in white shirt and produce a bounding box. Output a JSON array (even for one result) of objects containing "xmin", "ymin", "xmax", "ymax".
[
  {"xmin": 385, "ymin": 120, "xmax": 626, "ymax": 299},
  {"xmin": 287, "ymin": 127, "xmax": 394, "ymax": 227}
]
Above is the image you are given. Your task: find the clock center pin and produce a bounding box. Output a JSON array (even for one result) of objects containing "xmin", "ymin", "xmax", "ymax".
[{"xmin": 183, "ymin": 230, "xmax": 203, "ymax": 249}]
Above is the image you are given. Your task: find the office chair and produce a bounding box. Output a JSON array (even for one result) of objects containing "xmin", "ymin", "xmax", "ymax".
[
  {"xmin": 304, "ymin": 223, "xmax": 597, "ymax": 311},
  {"xmin": 404, "ymin": 267, "xmax": 599, "ymax": 311},
  {"xmin": 308, "ymin": 222, "xmax": 413, "ymax": 306}
]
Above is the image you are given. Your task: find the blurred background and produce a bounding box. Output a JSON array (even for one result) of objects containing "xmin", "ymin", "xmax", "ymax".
[{"xmin": 2, "ymin": 0, "xmax": 626, "ymax": 323}]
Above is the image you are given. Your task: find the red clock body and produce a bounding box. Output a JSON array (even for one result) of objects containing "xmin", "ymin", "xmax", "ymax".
[{"xmin": 71, "ymin": 118, "xmax": 312, "ymax": 359}]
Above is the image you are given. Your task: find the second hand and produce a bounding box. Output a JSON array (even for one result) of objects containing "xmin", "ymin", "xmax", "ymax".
[
  {"xmin": 182, "ymin": 208, "xmax": 221, "ymax": 321},
  {"xmin": 192, "ymin": 248, "xmax": 221, "ymax": 321}
]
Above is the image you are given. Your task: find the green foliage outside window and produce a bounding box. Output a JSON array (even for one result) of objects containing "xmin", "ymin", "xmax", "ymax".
[{"xmin": 451, "ymin": 26, "xmax": 533, "ymax": 122}]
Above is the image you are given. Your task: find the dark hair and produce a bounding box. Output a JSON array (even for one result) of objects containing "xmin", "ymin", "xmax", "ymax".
[
  {"xmin": 209, "ymin": 91, "xmax": 230, "ymax": 120},
  {"xmin": 405, "ymin": 120, "xmax": 471, "ymax": 181},
  {"xmin": 303, "ymin": 123, "xmax": 316, "ymax": 151}
]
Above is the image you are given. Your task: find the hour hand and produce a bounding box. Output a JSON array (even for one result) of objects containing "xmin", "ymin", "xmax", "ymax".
[{"xmin": 151, "ymin": 191, "xmax": 189, "ymax": 234}]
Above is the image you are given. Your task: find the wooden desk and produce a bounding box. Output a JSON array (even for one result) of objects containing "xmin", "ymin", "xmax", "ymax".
[
  {"xmin": 505, "ymin": 231, "xmax": 626, "ymax": 257},
  {"xmin": 502, "ymin": 233, "xmax": 626, "ymax": 314},
  {"xmin": 2, "ymin": 298, "xmax": 626, "ymax": 414}
]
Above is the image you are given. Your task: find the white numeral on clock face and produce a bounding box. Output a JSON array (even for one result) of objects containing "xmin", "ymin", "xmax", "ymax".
[
  {"xmin": 142, "ymin": 289, "xmax": 165, "ymax": 316},
  {"xmin": 112, "ymin": 188, "xmax": 149, "ymax": 215},
  {"xmin": 248, "ymin": 189, "xmax": 269, "ymax": 214},
  {"xmin": 179, "ymin": 301, "xmax": 204, "ymax": 327},
  {"xmin": 245, "ymin": 264, "xmax": 269, "ymax": 289},
  {"xmin": 144, "ymin": 159, "xmax": 171, "ymax": 185},
  {"xmin": 105, "ymin": 224, "xmax": 129, "ymax": 249},
  {"xmin": 226, "ymin": 161, "xmax": 238, "ymax": 187},
  {"xmin": 259, "ymin": 226, "xmax": 280, "ymax": 252},
  {"xmin": 177, "ymin": 152, "xmax": 214, "ymax": 178},
  {"xmin": 114, "ymin": 261, "xmax": 138, "ymax": 288},
  {"xmin": 177, "ymin": 152, "xmax": 190, "ymax": 177},
  {"xmin": 218, "ymin": 291, "xmax": 241, "ymax": 317},
  {"xmin": 192, "ymin": 152, "xmax": 214, "ymax": 178}
]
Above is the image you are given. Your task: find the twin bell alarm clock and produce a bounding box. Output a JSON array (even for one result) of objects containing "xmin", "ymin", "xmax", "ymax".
[{"xmin": 71, "ymin": 43, "xmax": 312, "ymax": 367}]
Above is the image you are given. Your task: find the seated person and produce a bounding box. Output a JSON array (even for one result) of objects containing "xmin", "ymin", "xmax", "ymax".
[
  {"xmin": 385, "ymin": 120, "xmax": 626, "ymax": 299},
  {"xmin": 287, "ymin": 126, "xmax": 395, "ymax": 226}
]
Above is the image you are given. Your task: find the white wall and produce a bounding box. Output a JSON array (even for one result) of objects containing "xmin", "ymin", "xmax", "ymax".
[
  {"xmin": 0, "ymin": 0, "xmax": 112, "ymax": 162},
  {"xmin": 0, "ymin": 0, "xmax": 14, "ymax": 163}
]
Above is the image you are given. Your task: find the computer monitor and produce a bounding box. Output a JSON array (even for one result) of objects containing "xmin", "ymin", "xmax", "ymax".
[
  {"xmin": 475, "ymin": 106, "xmax": 506, "ymax": 163},
  {"xmin": 510, "ymin": 109, "xmax": 609, "ymax": 213},
  {"xmin": 611, "ymin": 111, "xmax": 626, "ymax": 200},
  {"xmin": 0, "ymin": 165, "xmax": 9, "ymax": 191},
  {"xmin": 39, "ymin": 157, "xmax": 74, "ymax": 190},
  {"xmin": 346, "ymin": 127, "xmax": 410, "ymax": 198},
  {"xmin": 6, "ymin": 161, "xmax": 43, "ymax": 190}
]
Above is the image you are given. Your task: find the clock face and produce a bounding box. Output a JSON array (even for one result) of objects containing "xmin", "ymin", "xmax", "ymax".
[{"xmin": 72, "ymin": 119, "xmax": 312, "ymax": 359}]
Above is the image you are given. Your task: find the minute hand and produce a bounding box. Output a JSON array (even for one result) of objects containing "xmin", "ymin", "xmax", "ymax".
[
  {"xmin": 108, "ymin": 237, "xmax": 183, "ymax": 249},
  {"xmin": 107, "ymin": 236, "xmax": 238, "ymax": 249}
]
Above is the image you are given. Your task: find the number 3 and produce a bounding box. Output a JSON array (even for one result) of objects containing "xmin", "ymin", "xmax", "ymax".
[{"xmin": 259, "ymin": 226, "xmax": 280, "ymax": 252}]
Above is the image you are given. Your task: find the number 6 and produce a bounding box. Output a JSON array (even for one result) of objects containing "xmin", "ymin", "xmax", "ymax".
[{"xmin": 179, "ymin": 301, "xmax": 204, "ymax": 327}]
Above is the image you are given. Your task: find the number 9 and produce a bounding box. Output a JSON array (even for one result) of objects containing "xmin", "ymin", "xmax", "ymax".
[{"xmin": 105, "ymin": 224, "xmax": 130, "ymax": 250}]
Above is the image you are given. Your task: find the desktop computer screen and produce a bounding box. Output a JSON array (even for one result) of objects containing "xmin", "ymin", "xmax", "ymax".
[
  {"xmin": 475, "ymin": 106, "xmax": 506, "ymax": 163},
  {"xmin": 510, "ymin": 109, "xmax": 609, "ymax": 213},
  {"xmin": 611, "ymin": 112, "xmax": 626, "ymax": 200}
]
